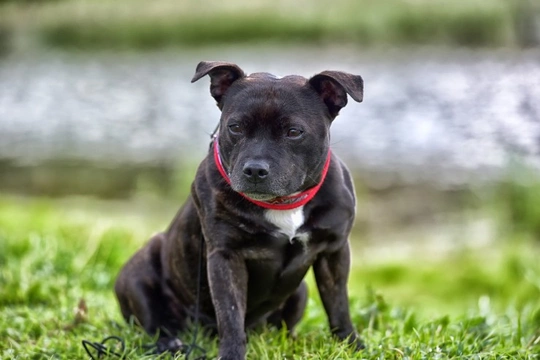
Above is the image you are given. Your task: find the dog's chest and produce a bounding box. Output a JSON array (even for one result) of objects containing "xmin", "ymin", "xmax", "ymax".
[{"xmin": 264, "ymin": 207, "xmax": 309, "ymax": 243}]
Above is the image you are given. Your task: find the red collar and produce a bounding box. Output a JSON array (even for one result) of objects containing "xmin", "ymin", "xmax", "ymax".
[{"xmin": 213, "ymin": 138, "xmax": 331, "ymax": 210}]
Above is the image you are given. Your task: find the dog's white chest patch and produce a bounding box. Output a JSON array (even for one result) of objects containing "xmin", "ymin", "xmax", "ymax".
[{"xmin": 264, "ymin": 207, "xmax": 308, "ymax": 242}]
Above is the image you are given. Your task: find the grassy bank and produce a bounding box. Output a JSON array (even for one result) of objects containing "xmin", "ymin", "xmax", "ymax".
[
  {"xmin": 1, "ymin": 195, "xmax": 539, "ymax": 358},
  {"xmin": 0, "ymin": 0, "xmax": 518, "ymax": 52}
]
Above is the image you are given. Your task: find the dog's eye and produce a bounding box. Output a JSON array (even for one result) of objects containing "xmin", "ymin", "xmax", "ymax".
[
  {"xmin": 286, "ymin": 128, "xmax": 303, "ymax": 139},
  {"xmin": 228, "ymin": 124, "xmax": 243, "ymax": 135}
]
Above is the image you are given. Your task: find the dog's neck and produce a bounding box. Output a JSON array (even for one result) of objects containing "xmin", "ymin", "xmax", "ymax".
[{"xmin": 212, "ymin": 136, "xmax": 331, "ymax": 211}]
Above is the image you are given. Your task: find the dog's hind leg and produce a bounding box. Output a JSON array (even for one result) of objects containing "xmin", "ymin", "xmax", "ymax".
[
  {"xmin": 267, "ymin": 280, "xmax": 308, "ymax": 333},
  {"xmin": 114, "ymin": 233, "xmax": 186, "ymax": 353}
]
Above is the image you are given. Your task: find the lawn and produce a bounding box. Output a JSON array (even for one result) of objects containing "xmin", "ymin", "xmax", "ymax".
[{"xmin": 1, "ymin": 194, "xmax": 539, "ymax": 359}]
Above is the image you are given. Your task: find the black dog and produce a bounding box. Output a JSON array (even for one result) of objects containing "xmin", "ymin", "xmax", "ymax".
[{"xmin": 115, "ymin": 61, "xmax": 364, "ymax": 359}]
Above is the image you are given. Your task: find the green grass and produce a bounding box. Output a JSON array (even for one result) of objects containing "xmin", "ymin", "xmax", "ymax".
[
  {"xmin": 1, "ymin": 195, "xmax": 540, "ymax": 359},
  {"xmin": 0, "ymin": 0, "xmax": 517, "ymax": 51}
]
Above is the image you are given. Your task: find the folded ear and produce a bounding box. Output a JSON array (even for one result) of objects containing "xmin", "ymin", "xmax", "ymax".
[
  {"xmin": 191, "ymin": 61, "xmax": 246, "ymax": 106},
  {"xmin": 308, "ymin": 71, "xmax": 363, "ymax": 118}
]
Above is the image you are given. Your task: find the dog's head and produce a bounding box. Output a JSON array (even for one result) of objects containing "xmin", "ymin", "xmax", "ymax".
[{"xmin": 192, "ymin": 61, "xmax": 363, "ymax": 201}]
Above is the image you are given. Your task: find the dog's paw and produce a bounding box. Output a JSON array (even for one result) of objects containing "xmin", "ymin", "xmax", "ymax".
[
  {"xmin": 349, "ymin": 335, "xmax": 365, "ymax": 351},
  {"xmin": 335, "ymin": 331, "xmax": 365, "ymax": 351},
  {"xmin": 154, "ymin": 336, "xmax": 184, "ymax": 354}
]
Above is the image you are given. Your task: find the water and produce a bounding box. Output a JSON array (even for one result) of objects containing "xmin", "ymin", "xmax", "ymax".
[{"xmin": 1, "ymin": 46, "xmax": 539, "ymax": 188}]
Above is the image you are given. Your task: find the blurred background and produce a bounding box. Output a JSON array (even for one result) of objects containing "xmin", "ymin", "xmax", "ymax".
[{"xmin": 1, "ymin": 0, "xmax": 540, "ymax": 311}]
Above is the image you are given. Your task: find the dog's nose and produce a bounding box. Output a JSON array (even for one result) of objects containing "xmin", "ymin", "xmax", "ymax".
[{"xmin": 243, "ymin": 160, "xmax": 269, "ymax": 183}]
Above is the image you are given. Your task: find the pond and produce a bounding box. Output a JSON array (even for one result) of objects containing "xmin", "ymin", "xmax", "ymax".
[{"xmin": 1, "ymin": 46, "xmax": 539, "ymax": 190}]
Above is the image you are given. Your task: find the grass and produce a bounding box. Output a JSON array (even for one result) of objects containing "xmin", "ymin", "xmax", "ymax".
[
  {"xmin": 1, "ymin": 194, "xmax": 540, "ymax": 359},
  {"xmin": 0, "ymin": 0, "xmax": 518, "ymax": 52}
]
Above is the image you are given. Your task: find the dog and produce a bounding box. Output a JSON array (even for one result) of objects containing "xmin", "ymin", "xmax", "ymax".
[{"xmin": 114, "ymin": 61, "xmax": 364, "ymax": 359}]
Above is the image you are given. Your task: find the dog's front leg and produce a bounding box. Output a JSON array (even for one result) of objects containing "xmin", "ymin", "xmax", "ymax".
[
  {"xmin": 313, "ymin": 243, "xmax": 364, "ymax": 350},
  {"xmin": 207, "ymin": 248, "xmax": 248, "ymax": 360}
]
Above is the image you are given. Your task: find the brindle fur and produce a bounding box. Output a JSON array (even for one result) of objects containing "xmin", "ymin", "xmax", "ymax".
[{"xmin": 115, "ymin": 61, "xmax": 364, "ymax": 359}]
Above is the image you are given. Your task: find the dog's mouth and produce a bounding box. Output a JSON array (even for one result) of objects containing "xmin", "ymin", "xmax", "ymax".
[{"xmin": 242, "ymin": 192, "xmax": 279, "ymax": 201}]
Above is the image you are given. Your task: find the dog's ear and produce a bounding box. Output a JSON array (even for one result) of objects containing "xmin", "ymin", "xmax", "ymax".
[
  {"xmin": 308, "ymin": 71, "xmax": 363, "ymax": 118},
  {"xmin": 191, "ymin": 61, "xmax": 246, "ymax": 106}
]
